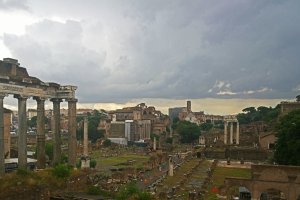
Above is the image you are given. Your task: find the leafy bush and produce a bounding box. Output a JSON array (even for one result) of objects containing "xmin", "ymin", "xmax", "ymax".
[
  {"xmin": 52, "ymin": 164, "xmax": 72, "ymax": 179},
  {"xmin": 90, "ymin": 159, "xmax": 97, "ymax": 168},
  {"xmin": 116, "ymin": 182, "xmax": 152, "ymax": 200},
  {"xmin": 87, "ymin": 185, "xmax": 101, "ymax": 195},
  {"xmin": 61, "ymin": 153, "xmax": 68, "ymax": 163},
  {"xmin": 16, "ymin": 168, "xmax": 31, "ymax": 176},
  {"xmin": 103, "ymin": 139, "xmax": 112, "ymax": 147},
  {"xmin": 165, "ymin": 137, "xmax": 173, "ymax": 144},
  {"xmin": 76, "ymin": 159, "xmax": 81, "ymax": 169}
]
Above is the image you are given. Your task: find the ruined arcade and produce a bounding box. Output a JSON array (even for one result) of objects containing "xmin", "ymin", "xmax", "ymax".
[{"xmin": 0, "ymin": 58, "xmax": 78, "ymax": 176}]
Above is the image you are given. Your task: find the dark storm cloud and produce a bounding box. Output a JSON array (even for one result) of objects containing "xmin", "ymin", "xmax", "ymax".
[{"xmin": 3, "ymin": 0, "xmax": 300, "ymax": 103}]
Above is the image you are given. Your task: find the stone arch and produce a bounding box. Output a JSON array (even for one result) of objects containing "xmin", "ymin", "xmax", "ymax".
[
  {"xmin": 259, "ymin": 188, "xmax": 287, "ymax": 200},
  {"xmin": 224, "ymin": 178, "xmax": 253, "ymax": 199},
  {"xmin": 226, "ymin": 185, "xmax": 252, "ymax": 200}
]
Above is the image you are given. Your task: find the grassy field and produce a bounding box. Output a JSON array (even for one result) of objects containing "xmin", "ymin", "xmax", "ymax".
[
  {"xmin": 206, "ymin": 166, "xmax": 251, "ymax": 199},
  {"xmin": 91, "ymin": 152, "xmax": 149, "ymax": 170}
]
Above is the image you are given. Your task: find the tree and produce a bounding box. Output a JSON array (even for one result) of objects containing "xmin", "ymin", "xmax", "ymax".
[
  {"xmin": 199, "ymin": 123, "xmax": 213, "ymax": 131},
  {"xmin": 237, "ymin": 105, "xmax": 279, "ymax": 124},
  {"xmin": 274, "ymin": 110, "xmax": 300, "ymax": 165},
  {"xmin": 175, "ymin": 121, "xmax": 201, "ymax": 143},
  {"xmin": 76, "ymin": 110, "xmax": 105, "ymax": 143},
  {"xmin": 242, "ymin": 107, "xmax": 256, "ymax": 114},
  {"xmin": 45, "ymin": 141, "xmax": 54, "ymax": 161},
  {"xmin": 28, "ymin": 116, "xmax": 49, "ymax": 129},
  {"xmin": 28, "ymin": 116, "xmax": 37, "ymax": 128},
  {"xmin": 296, "ymin": 95, "xmax": 300, "ymax": 102}
]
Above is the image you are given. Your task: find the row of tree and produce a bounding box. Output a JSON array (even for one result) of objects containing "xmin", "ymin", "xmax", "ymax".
[{"xmin": 237, "ymin": 106, "xmax": 280, "ymax": 124}]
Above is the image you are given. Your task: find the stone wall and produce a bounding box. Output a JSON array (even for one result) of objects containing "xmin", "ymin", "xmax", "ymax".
[{"xmin": 204, "ymin": 147, "xmax": 268, "ymax": 161}]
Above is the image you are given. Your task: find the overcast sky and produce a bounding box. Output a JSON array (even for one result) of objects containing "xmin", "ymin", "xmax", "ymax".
[{"xmin": 0, "ymin": 0, "xmax": 299, "ymax": 113}]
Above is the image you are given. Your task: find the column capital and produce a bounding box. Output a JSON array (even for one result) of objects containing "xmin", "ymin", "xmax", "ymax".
[
  {"xmin": 0, "ymin": 93, "xmax": 8, "ymax": 98},
  {"xmin": 66, "ymin": 98, "xmax": 78, "ymax": 103},
  {"xmin": 50, "ymin": 98, "xmax": 63, "ymax": 103},
  {"xmin": 14, "ymin": 94, "xmax": 29, "ymax": 100},
  {"xmin": 33, "ymin": 96, "xmax": 47, "ymax": 102}
]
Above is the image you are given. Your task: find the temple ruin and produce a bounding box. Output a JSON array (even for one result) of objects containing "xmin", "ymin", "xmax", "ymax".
[
  {"xmin": 0, "ymin": 58, "xmax": 78, "ymax": 176},
  {"xmin": 224, "ymin": 115, "xmax": 240, "ymax": 145}
]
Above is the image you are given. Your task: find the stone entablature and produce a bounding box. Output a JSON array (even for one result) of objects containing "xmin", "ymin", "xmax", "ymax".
[{"xmin": 0, "ymin": 58, "xmax": 76, "ymax": 99}]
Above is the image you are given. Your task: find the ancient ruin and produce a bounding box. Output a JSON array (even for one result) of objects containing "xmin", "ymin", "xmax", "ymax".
[
  {"xmin": 225, "ymin": 164, "xmax": 300, "ymax": 199},
  {"xmin": 0, "ymin": 58, "xmax": 77, "ymax": 175},
  {"xmin": 224, "ymin": 115, "xmax": 240, "ymax": 145}
]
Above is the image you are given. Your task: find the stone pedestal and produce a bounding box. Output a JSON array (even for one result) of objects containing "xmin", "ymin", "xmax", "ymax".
[{"xmin": 81, "ymin": 156, "xmax": 90, "ymax": 168}]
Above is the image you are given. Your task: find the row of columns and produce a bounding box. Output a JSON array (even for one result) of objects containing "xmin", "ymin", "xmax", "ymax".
[
  {"xmin": 0, "ymin": 94, "xmax": 77, "ymax": 176},
  {"xmin": 224, "ymin": 121, "xmax": 239, "ymax": 145}
]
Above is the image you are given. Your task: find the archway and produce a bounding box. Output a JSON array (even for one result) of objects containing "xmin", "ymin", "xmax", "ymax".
[
  {"xmin": 260, "ymin": 188, "xmax": 286, "ymax": 200},
  {"xmin": 226, "ymin": 185, "xmax": 252, "ymax": 200}
]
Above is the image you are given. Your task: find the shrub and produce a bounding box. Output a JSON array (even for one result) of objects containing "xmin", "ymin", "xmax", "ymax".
[
  {"xmin": 16, "ymin": 168, "xmax": 31, "ymax": 176},
  {"xmin": 87, "ymin": 185, "xmax": 101, "ymax": 195},
  {"xmin": 103, "ymin": 139, "xmax": 112, "ymax": 147},
  {"xmin": 52, "ymin": 164, "xmax": 72, "ymax": 179},
  {"xmin": 90, "ymin": 159, "xmax": 97, "ymax": 168}
]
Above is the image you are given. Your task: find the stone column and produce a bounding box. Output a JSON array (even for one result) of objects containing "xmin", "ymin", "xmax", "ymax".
[
  {"xmin": 51, "ymin": 98, "xmax": 62, "ymax": 166},
  {"xmin": 0, "ymin": 94, "xmax": 5, "ymax": 176},
  {"xmin": 15, "ymin": 95, "xmax": 28, "ymax": 169},
  {"xmin": 83, "ymin": 116, "xmax": 88, "ymax": 156},
  {"xmin": 153, "ymin": 136, "xmax": 157, "ymax": 151},
  {"xmin": 35, "ymin": 97, "xmax": 46, "ymax": 169},
  {"xmin": 230, "ymin": 122, "xmax": 233, "ymax": 144},
  {"xmin": 68, "ymin": 99, "xmax": 77, "ymax": 167},
  {"xmin": 224, "ymin": 121, "xmax": 228, "ymax": 144},
  {"xmin": 236, "ymin": 122, "xmax": 239, "ymax": 145},
  {"xmin": 168, "ymin": 156, "xmax": 173, "ymax": 176}
]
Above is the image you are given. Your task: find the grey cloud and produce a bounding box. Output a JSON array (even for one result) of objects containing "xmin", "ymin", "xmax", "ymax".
[
  {"xmin": 3, "ymin": 0, "xmax": 300, "ymax": 103},
  {"xmin": 0, "ymin": 0, "xmax": 28, "ymax": 10}
]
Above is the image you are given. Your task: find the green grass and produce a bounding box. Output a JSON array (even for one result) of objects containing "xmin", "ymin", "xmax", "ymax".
[
  {"xmin": 94, "ymin": 154, "xmax": 149, "ymax": 170},
  {"xmin": 206, "ymin": 167, "xmax": 251, "ymax": 199}
]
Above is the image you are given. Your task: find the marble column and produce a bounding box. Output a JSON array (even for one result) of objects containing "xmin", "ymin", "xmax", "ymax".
[
  {"xmin": 35, "ymin": 97, "xmax": 46, "ymax": 169},
  {"xmin": 224, "ymin": 122, "xmax": 228, "ymax": 144},
  {"xmin": 236, "ymin": 122, "xmax": 240, "ymax": 145},
  {"xmin": 68, "ymin": 99, "xmax": 77, "ymax": 167},
  {"xmin": 83, "ymin": 116, "xmax": 88, "ymax": 156},
  {"xmin": 51, "ymin": 98, "xmax": 62, "ymax": 166},
  {"xmin": 230, "ymin": 122, "xmax": 233, "ymax": 144},
  {"xmin": 15, "ymin": 95, "xmax": 28, "ymax": 169},
  {"xmin": 153, "ymin": 136, "xmax": 157, "ymax": 151},
  {"xmin": 0, "ymin": 94, "xmax": 5, "ymax": 176},
  {"xmin": 168, "ymin": 156, "xmax": 173, "ymax": 176}
]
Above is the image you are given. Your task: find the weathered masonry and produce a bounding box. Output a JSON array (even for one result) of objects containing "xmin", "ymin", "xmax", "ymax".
[{"xmin": 0, "ymin": 58, "xmax": 78, "ymax": 176}]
